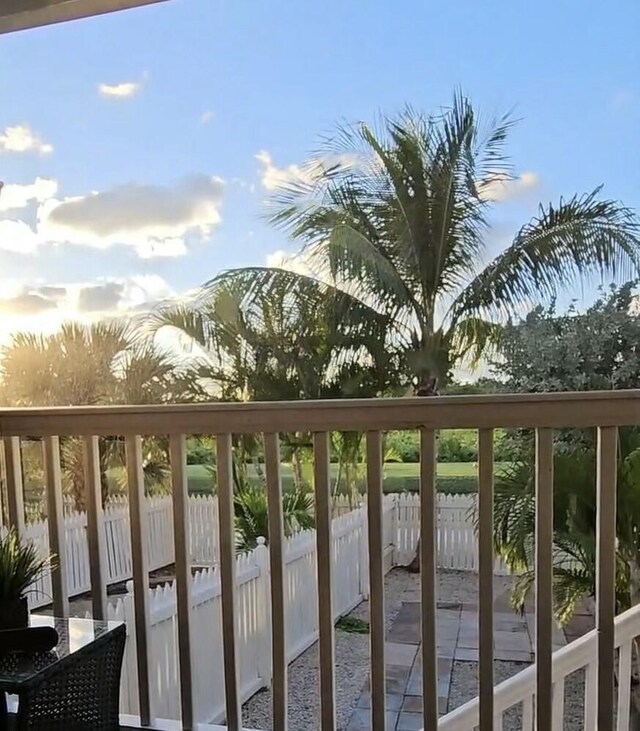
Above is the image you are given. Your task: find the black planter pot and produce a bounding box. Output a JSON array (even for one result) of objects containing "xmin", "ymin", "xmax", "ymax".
[{"xmin": 0, "ymin": 597, "xmax": 29, "ymax": 630}]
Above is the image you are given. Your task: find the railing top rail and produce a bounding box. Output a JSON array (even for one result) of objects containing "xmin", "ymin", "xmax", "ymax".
[{"xmin": 1, "ymin": 390, "xmax": 640, "ymax": 436}]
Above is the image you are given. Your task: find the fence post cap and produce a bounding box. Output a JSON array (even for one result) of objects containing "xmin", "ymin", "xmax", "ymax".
[{"xmin": 256, "ymin": 536, "xmax": 267, "ymax": 546}]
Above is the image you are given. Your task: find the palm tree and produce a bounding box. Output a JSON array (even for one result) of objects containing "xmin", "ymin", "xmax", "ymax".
[
  {"xmin": 147, "ymin": 267, "xmax": 397, "ymax": 501},
  {"xmin": 0, "ymin": 320, "xmax": 198, "ymax": 509},
  {"xmin": 234, "ymin": 482, "xmax": 315, "ymax": 551},
  {"xmin": 494, "ymin": 438, "xmax": 640, "ymax": 623},
  {"xmin": 212, "ymin": 93, "xmax": 640, "ymax": 568},
  {"xmin": 231, "ymin": 93, "xmax": 640, "ymax": 393}
]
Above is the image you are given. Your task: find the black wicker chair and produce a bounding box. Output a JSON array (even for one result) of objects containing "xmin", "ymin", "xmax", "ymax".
[{"xmin": 7, "ymin": 623, "xmax": 126, "ymax": 730}]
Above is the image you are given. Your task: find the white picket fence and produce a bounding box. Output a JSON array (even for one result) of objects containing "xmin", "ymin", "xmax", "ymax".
[
  {"xmin": 107, "ymin": 500, "xmax": 392, "ymax": 723},
  {"xmin": 24, "ymin": 495, "xmax": 218, "ymax": 609},
  {"xmin": 393, "ymin": 493, "xmax": 510, "ymax": 574},
  {"xmin": 19, "ymin": 491, "xmax": 503, "ymax": 611},
  {"xmin": 11, "ymin": 489, "xmax": 515, "ymax": 723},
  {"xmin": 101, "ymin": 495, "xmax": 505, "ymax": 724}
]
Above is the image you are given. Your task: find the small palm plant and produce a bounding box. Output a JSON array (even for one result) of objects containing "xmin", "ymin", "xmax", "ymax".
[
  {"xmin": 234, "ymin": 482, "xmax": 315, "ymax": 551},
  {"xmin": 0, "ymin": 529, "xmax": 52, "ymax": 629}
]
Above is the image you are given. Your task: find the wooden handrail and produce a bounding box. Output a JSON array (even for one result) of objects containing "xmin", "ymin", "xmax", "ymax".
[
  {"xmin": 1, "ymin": 390, "xmax": 640, "ymax": 436},
  {"xmin": 2, "ymin": 390, "xmax": 636, "ymax": 730}
]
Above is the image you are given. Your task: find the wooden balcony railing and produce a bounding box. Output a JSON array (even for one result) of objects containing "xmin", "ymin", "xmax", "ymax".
[{"xmin": 1, "ymin": 390, "xmax": 638, "ymax": 731}]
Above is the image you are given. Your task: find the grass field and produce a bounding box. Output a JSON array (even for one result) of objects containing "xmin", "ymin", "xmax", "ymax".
[{"xmin": 184, "ymin": 461, "xmax": 511, "ymax": 496}]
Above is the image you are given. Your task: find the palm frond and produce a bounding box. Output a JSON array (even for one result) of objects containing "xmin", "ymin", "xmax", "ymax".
[
  {"xmin": 453, "ymin": 189, "xmax": 640, "ymax": 321},
  {"xmin": 449, "ymin": 316, "xmax": 503, "ymax": 367}
]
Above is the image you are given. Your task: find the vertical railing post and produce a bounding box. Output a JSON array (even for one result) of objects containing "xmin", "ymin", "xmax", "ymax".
[
  {"xmin": 535, "ymin": 428, "xmax": 554, "ymax": 730},
  {"xmin": 84, "ymin": 435, "xmax": 107, "ymax": 620},
  {"xmin": 264, "ymin": 432, "xmax": 288, "ymax": 731},
  {"xmin": 420, "ymin": 428, "xmax": 438, "ymax": 731},
  {"xmin": 313, "ymin": 431, "xmax": 336, "ymax": 731},
  {"xmin": 478, "ymin": 428, "xmax": 494, "ymax": 731},
  {"xmin": 366, "ymin": 431, "xmax": 386, "ymax": 731},
  {"xmin": 584, "ymin": 660, "xmax": 597, "ymax": 730},
  {"xmin": 215, "ymin": 433, "xmax": 241, "ymax": 731},
  {"xmin": 2, "ymin": 437, "xmax": 25, "ymax": 536},
  {"xmin": 43, "ymin": 436, "xmax": 69, "ymax": 618},
  {"xmin": 170, "ymin": 434, "xmax": 195, "ymax": 729},
  {"xmin": 596, "ymin": 426, "xmax": 618, "ymax": 731},
  {"xmin": 616, "ymin": 640, "xmax": 632, "ymax": 731},
  {"xmin": 552, "ymin": 678, "xmax": 565, "ymax": 731},
  {"xmin": 125, "ymin": 435, "xmax": 152, "ymax": 726}
]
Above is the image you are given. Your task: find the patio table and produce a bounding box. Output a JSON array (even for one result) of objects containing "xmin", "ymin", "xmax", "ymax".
[{"xmin": 0, "ymin": 616, "xmax": 125, "ymax": 730}]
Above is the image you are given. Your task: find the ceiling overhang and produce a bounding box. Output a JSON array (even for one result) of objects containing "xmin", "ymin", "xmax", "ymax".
[{"xmin": 0, "ymin": 0, "xmax": 169, "ymax": 34}]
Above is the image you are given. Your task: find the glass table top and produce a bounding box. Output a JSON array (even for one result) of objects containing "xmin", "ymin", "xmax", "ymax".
[{"xmin": 0, "ymin": 616, "xmax": 123, "ymax": 690}]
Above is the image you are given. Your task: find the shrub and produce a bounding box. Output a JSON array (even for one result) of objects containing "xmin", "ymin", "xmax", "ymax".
[
  {"xmin": 438, "ymin": 430, "xmax": 477, "ymax": 462},
  {"xmin": 385, "ymin": 431, "xmax": 420, "ymax": 462},
  {"xmin": 186, "ymin": 438, "xmax": 215, "ymax": 465}
]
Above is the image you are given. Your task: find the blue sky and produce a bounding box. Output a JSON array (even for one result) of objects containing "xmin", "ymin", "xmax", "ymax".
[{"xmin": 0, "ymin": 0, "xmax": 638, "ymax": 341}]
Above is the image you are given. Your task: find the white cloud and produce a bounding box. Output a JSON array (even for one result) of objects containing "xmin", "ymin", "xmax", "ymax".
[
  {"xmin": 122, "ymin": 274, "xmax": 175, "ymax": 308},
  {"xmin": 0, "ymin": 276, "xmax": 176, "ymax": 347},
  {"xmin": 0, "ymin": 124, "xmax": 53, "ymax": 154},
  {"xmin": 256, "ymin": 150, "xmax": 359, "ymax": 191},
  {"xmin": 0, "ymin": 178, "xmax": 58, "ymax": 211},
  {"xmin": 200, "ymin": 110, "xmax": 215, "ymax": 125},
  {"xmin": 98, "ymin": 73, "xmax": 147, "ymax": 99},
  {"xmin": 0, "ymin": 219, "xmax": 42, "ymax": 254},
  {"xmin": 266, "ymin": 249, "xmax": 314, "ymax": 277},
  {"xmin": 76, "ymin": 275, "xmax": 173, "ymax": 312},
  {"xmin": 134, "ymin": 237, "xmax": 188, "ymax": 259},
  {"xmin": 0, "ymin": 290, "xmax": 58, "ymax": 315},
  {"xmin": 41, "ymin": 175, "xmax": 224, "ymax": 258},
  {"xmin": 77, "ymin": 281, "xmax": 125, "ymax": 312},
  {"xmin": 0, "ymin": 274, "xmax": 173, "ymax": 330},
  {"xmin": 477, "ymin": 171, "xmax": 540, "ymax": 202},
  {"xmin": 256, "ymin": 150, "xmax": 309, "ymax": 191}
]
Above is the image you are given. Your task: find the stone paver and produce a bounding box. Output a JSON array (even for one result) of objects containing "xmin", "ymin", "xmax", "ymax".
[{"xmin": 345, "ymin": 585, "xmax": 566, "ymax": 730}]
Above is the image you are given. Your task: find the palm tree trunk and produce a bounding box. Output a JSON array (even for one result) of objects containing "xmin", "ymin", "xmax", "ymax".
[
  {"xmin": 408, "ymin": 544, "xmax": 421, "ymax": 572},
  {"xmin": 291, "ymin": 450, "xmax": 303, "ymax": 489}
]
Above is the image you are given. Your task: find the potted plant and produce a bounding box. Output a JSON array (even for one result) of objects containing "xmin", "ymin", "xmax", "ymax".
[{"xmin": 0, "ymin": 529, "xmax": 52, "ymax": 629}]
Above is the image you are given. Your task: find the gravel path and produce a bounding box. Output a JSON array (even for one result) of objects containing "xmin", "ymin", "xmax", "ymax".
[
  {"xmin": 242, "ymin": 569, "xmax": 422, "ymax": 730},
  {"xmin": 243, "ymin": 569, "xmax": 481, "ymax": 730},
  {"xmin": 448, "ymin": 662, "xmax": 586, "ymax": 731},
  {"xmin": 242, "ymin": 569, "xmax": 590, "ymax": 730},
  {"xmin": 242, "ymin": 623, "xmax": 370, "ymax": 731}
]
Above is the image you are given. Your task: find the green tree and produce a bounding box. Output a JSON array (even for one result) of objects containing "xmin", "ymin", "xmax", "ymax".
[
  {"xmin": 223, "ymin": 94, "xmax": 640, "ymax": 394},
  {"xmin": 495, "ymin": 282, "xmax": 640, "ymax": 393},
  {"xmin": 0, "ymin": 321, "xmax": 199, "ymax": 509},
  {"xmin": 492, "ymin": 284, "xmax": 640, "ymax": 619},
  {"xmin": 487, "ymin": 286, "xmax": 640, "ymax": 720},
  {"xmin": 222, "ymin": 94, "xmax": 640, "ymax": 569},
  {"xmin": 147, "ymin": 267, "xmax": 397, "ymax": 499}
]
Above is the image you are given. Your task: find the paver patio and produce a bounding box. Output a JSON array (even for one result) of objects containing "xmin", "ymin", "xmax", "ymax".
[{"xmin": 346, "ymin": 589, "xmax": 566, "ymax": 731}]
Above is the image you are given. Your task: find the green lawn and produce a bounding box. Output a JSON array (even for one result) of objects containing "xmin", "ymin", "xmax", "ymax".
[{"xmin": 185, "ymin": 461, "xmax": 511, "ymax": 496}]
